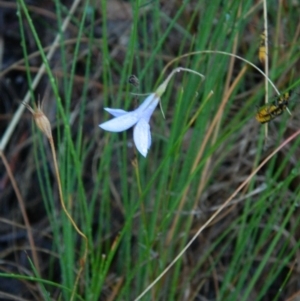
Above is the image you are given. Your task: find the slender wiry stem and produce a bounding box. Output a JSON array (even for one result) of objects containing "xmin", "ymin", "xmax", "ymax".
[
  {"xmin": 162, "ymin": 50, "xmax": 280, "ymax": 96},
  {"xmin": 156, "ymin": 67, "xmax": 205, "ymax": 97},
  {"xmin": 24, "ymin": 100, "xmax": 88, "ymax": 300},
  {"xmin": 155, "ymin": 67, "xmax": 205, "ymax": 118},
  {"xmin": 48, "ymin": 136, "xmax": 88, "ymax": 301}
]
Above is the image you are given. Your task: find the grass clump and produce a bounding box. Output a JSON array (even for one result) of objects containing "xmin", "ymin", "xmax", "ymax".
[{"xmin": 0, "ymin": 0, "xmax": 300, "ymax": 300}]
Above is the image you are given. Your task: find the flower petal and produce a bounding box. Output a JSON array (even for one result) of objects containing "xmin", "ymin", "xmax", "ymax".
[
  {"xmin": 133, "ymin": 118, "xmax": 151, "ymax": 157},
  {"xmin": 104, "ymin": 108, "xmax": 128, "ymax": 117},
  {"xmin": 135, "ymin": 93, "xmax": 159, "ymax": 121},
  {"xmin": 99, "ymin": 112, "xmax": 139, "ymax": 132},
  {"xmin": 136, "ymin": 93, "xmax": 157, "ymax": 110}
]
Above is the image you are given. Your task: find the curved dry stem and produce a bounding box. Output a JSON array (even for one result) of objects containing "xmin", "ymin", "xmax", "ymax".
[
  {"xmin": 48, "ymin": 137, "xmax": 88, "ymax": 301},
  {"xmin": 24, "ymin": 99, "xmax": 88, "ymax": 300},
  {"xmin": 161, "ymin": 50, "xmax": 280, "ymax": 96},
  {"xmin": 155, "ymin": 67, "xmax": 205, "ymax": 119},
  {"xmin": 156, "ymin": 67, "xmax": 205, "ymax": 97}
]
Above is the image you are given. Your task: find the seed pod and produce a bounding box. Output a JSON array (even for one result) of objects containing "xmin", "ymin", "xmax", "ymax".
[{"xmin": 24, "ymin": 101, "xmax": 52, "ymax": 139}]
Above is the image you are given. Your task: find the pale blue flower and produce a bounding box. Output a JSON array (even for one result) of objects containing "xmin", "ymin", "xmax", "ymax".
[
  {"xmin": 99, "ymin": 67, "xmax": 205, "ymax": 157},
  {"xmin": 99, "ymin": 93, "xmax": 159, "ymax": 157}
]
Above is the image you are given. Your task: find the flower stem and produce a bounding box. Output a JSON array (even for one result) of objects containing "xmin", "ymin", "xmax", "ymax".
[
  {"xmin": 155, "ymin": 67, "xmax": 205, "ymax": 97},
  {"xmin": 161, "ymin": 50, "xmax": 280, "ymax": 96}
]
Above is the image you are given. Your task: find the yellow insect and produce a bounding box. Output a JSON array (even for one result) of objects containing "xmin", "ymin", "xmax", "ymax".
[{"xmin": 255, "ymin": 91, "xmax": 292, "ymax": 124}]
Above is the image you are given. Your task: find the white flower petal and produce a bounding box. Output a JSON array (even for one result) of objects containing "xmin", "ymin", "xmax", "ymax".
[
  {"xmin": 133, "ymin": 118, "xmax": 151, "ymax": 157},
  {"xmin": 136, "ymin": 94, "xmax": 159, "ymax": 117},
  {"xmin": 99, "ymin": 94, "xmax": 159, "ymax": 156},
  {"xmin": 104, "ymin": 108, "xmax": 128, "ymax": 117},
  {"xmin": 136, "ymin": 93, "xmax": 157, "ymax": 111},
  {"xmin": 99, "ymin": 112, "xmax": 139, "ymax": 132}
]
